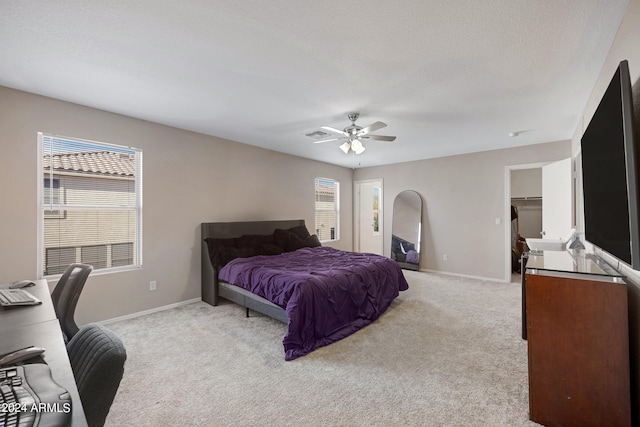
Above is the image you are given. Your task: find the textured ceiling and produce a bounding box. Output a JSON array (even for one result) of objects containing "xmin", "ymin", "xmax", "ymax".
[{"xmin": 0, "ymin": 1, "xmax": 630, "ymax": 168}]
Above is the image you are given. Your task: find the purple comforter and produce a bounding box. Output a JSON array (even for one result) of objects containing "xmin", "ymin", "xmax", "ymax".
[{"xmin": 218, "ymin": 246, "xmax": 409, "ymax": 360}]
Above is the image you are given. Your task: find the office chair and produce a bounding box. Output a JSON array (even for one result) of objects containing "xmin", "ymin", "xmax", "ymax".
[
  {"xmin": 51, "ymin": 263, "xmax": 93, "ymax": 340},
  {"xmin": 67, "ymin": 323, "xmax": 127, "ymax": 427}
]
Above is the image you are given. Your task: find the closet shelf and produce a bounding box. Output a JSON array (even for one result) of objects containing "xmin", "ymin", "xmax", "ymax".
[{"xmin": 511, "ymin": 196, "xmax": 542, "ymax": 201}]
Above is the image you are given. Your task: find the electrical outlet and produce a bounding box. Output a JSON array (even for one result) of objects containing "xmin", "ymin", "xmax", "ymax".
[
  {"xmin": 149, "ymin": 280, "xmax": 156, "ymax": 291},
  {"xmin": 443, "ymin": 254, "xmax": 448, "ymax": 261}
]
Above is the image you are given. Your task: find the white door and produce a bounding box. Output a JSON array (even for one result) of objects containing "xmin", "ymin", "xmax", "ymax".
[
  {"xmin": 541, "ymin": 158, "xmax": 573, "ymax": 239},
  {"xmin": 355, "ymin": 180, "xmax": 383, "ymax": 254}
]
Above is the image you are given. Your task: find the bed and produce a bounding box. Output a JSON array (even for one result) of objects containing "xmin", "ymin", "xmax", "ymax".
[{"xmin": 201, "ymin": 219, "xmax": 409, "ymax": 360}]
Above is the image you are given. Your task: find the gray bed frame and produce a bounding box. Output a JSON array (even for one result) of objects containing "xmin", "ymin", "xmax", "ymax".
[{"xmin": 201, "ymin": 219, "xmax": 305, "ymax": 323}]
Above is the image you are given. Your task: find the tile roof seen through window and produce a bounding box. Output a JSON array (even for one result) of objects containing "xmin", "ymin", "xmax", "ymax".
[{"xmin": 43, "ymin": 151, "xmax": 135, "ymax": 177}]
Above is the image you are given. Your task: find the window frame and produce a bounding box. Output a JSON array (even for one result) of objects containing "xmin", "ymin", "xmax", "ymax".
[
  {"xmin": 37, "ymin": 133, "xmax": 143, "ymax": 279},
  {"xmin": 314, "ymin": 177, "xmax": 340, "ymax": 243}
]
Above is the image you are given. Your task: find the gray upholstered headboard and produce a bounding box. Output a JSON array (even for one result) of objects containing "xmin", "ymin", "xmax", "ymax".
[{"xmin": 200, "ymin": 219, "xmax": 305, "ymax": 305}]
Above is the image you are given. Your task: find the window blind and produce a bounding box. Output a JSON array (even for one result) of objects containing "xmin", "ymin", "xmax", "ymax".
[
  {"xmin": 315, "ymin": 177, "xmax": 339, "ymax": 242},
  {"xmin": 39, "ymin": 133, "xmax": 142, "ymax": 277}
]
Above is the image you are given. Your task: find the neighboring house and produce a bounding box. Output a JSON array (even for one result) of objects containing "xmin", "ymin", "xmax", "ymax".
[
  {"xmin": 314, "ymin": 178, "xmax": 338, "ymax": 241},
  {"xmin": 42, "ymin": 151, "xmax": 136, "ymax": 275}
]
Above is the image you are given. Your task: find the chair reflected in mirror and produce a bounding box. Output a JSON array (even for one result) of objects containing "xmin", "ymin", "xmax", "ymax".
[{"xmin": 391, "ymin": 190, "xmax": 423, "ymax": 271}]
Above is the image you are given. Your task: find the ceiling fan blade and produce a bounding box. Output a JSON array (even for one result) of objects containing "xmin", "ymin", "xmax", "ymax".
[
  {"xmin": 313, "ymin": 137, "xmax": 340, "ymax": 144},
  {"xmin": 361, "ymin": 134, "xmax": 396, "ymax": 142},
  {"xmin": 321, "ymin": 126, "xmax": 348, "ymax": 136},
  {"xmin": 358, "ymin": 121, "xmax": 386, "ymax": 136}
]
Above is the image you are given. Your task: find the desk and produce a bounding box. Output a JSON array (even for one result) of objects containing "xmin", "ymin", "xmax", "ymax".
[
  {"xmin": 0, "ymin": 280, "xmax": 56, "ymax": 333},
  {"xmin": 0, "ymin": 280, "xmax": 88, "ymax": 426}
]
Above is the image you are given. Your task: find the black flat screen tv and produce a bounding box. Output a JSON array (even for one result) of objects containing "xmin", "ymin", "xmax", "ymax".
[{"xmin": 581, "ymin": 59, "xmax": 640, "ymax": 269}]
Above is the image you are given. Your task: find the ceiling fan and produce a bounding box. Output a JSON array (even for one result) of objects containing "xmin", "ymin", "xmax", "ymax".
[{"xmin": 315, "ymin": 112, "xmax": 396, "ymax": 155}]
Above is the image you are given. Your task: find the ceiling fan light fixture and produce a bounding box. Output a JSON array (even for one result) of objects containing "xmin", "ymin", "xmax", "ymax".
[
  {"xmin": 351, "ymin": 139, "xmax": 365, "ymax": 154},
  {"xmin": 314, "ymin": 112, "xmax": 395, "ymax": 155}
]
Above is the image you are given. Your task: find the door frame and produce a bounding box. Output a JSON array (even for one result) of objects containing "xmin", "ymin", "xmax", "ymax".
[
  {"xmin": 503, "ymin": 162, "xmax": 549, "ymax": 282},
  {"xmin": 353, "ymin": 178, "xmax": 383, "ymax": 253}
]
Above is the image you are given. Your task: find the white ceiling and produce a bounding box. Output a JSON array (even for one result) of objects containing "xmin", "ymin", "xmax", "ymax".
[{"xmin": 0, "ymin": 1, "xmax": 630, "ymax": 168}]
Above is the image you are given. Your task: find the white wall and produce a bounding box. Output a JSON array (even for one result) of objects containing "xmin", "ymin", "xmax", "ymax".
[
  {"xmin": 569, "ymin": 0, "xmax": 640, "ymax": 416},
  {"xmin": 0, "ymin": 86, "xmax": 353, "ymax": 323},
  {"xmin": 354, "ymin": 140, "xmax": 571, "ymax": 281},
  {"xmin": 511, "ymin": 168, "xmax": 542, "ymax": 198}
]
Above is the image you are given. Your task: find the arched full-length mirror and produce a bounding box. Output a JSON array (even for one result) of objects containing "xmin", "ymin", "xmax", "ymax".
[{"xmin": 391, "ymin": 190, "xmax": 423, "ymax": 271}]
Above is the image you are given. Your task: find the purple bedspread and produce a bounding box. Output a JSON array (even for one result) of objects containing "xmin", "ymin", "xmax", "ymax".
[{"xmin": 218, "ymin": 246, "xmax": 409, "ymax": 360}]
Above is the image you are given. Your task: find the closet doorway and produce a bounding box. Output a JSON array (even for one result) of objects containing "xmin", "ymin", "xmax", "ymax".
[
  {"xmin": 504, "ymin": 158, "xmax": 573, "ymax": 281},
  {"xmin": 511, "ymin": 168, "xmax": 543, "ymax": 241}
]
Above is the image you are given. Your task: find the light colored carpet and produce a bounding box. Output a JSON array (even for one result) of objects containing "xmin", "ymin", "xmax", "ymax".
[{"xmin": 104, "ymin": 270, "xmax": 540, "ymax": 426}]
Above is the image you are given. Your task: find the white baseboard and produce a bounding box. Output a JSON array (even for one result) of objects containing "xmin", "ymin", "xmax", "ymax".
[
  {"xmin": 100, "ymin": 297, "xmax": 202, "ymax": 325},
  {"xmin": 420, "ymin": 268, "xmax": 510, "ymax": 283}
]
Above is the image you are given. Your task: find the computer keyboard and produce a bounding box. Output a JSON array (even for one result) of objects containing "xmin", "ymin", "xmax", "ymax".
[
  {"xmin": 0, "ymin": 364, "xmax": 71, "ymax": 427},
  {"xmin": 0, "ymin": 290, "xmax": 41, "ymax": 307}
]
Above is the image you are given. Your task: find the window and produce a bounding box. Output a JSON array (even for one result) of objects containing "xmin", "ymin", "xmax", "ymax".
[
  {"xmin": 43, "ymin": 178, "xmax": 63, "ymax": 218},
  {"xmin": 111, "ymin": 243, "xmax": 134, "ymax": 267},
  {"xmin": 81, "ymin": 245, "xmax": 108, "ymax": 269},
  {"xmin": 38, "ymin": 133, "xmax": 142, "ymax": 277},
  {"xmin": 373, "ymin": 186, "xmax": 380, "ymax": 234},
  {"xmin": 315, "ymin": 177, "xmax": 339, "ymax": 242},
  {"xmin": 45, "ymin": 247, "xmax": 76, "ymax": 275}
]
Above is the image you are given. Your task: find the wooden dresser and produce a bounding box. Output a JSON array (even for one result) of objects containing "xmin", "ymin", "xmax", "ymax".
[{"xmin": 525, "ymin": 251, "xmax": 631, "ymax": 427}]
